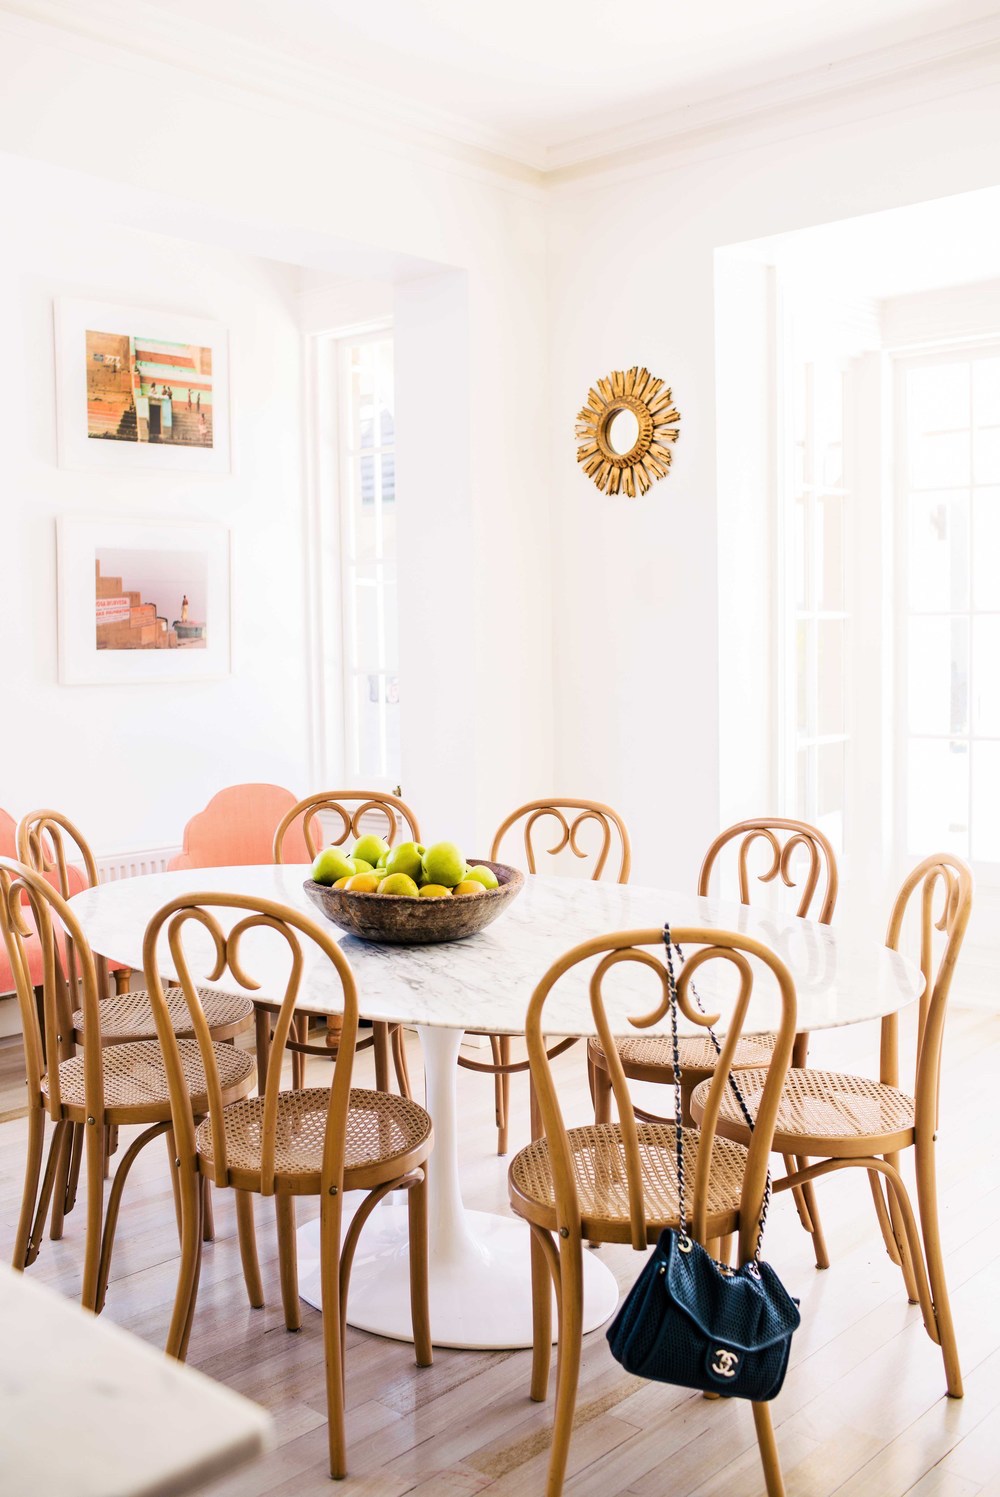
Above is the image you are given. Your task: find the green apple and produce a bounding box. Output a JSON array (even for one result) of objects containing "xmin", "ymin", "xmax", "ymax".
[
  {"xmin": 352, "ymin": 858, "xmax": 375, "ymax": 875},
  {"xmin": 464, "ymin": 864, "xmax": 499, "ymax": 890},
  {"xmin": 421, "ymin": 841, "xmax": 466, "ymax": 889},
  {"xmin": 353, "ymin": 834, "xmax": 390, "ymax": 867},
  {"xmin": 312, "ymin": 848, "xmax": 356, "ymax": 886},
  {"xmin": 377, "ymin": 872, "xmax": 420, "ymax": 897},
  {"xmin": 384, "ymin": 840, "xmax": 423, "ymax": 881}
]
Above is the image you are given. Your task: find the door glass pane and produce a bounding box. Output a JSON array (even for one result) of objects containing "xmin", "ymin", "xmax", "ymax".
[
  {"xmin": 972, "ymin": 488, "xmax": 1000, "ymax": 609},
  {"xmin": 912, "ymin": 431, "xmax": 970, "ymax": 490},
  {"xmin": 816, "ymin": 741, "xmax": 845, "ymax": 850},
  {"xmin": 975, "ymin": 428, "xmax": 1000, "ymax": 485},
  {"xmin": 908, "ymin": 362, "xmax": 969, "ymax": 434},
  {"xmin": 907, "ymin": 617, "xmax": 969, "ymax": 736},
  {"xmin": 907, "ymin": 491, "xmax": 969, "ymax": 613},
  {"xmin": 792, "ymin": 497, "xmax": 807, "ymax": 609},
  {"xmin": 816, "ymin": 620, "xmax": 845, "ymax": 735},
  {"xmin": 907, "ymin": 739, "xmax": 969, "ymax": 856},
  {"xmin": 973, "ymin": 358, "xmax": 1000, "ymax": 428},
  {"xmin": 972, "ymin": 741, "xmax": 1000, "ymax": 861},
  {"xmin": 973, "ymin": 615, "xmax": 1000, "ymax": 736},
  {"xmin": 796, "ymin": 621, "xmax": 810, "ymax": 734},
  {"xmin": 818, "ymin": 494, "xmax": 845, "ymax": 610}
]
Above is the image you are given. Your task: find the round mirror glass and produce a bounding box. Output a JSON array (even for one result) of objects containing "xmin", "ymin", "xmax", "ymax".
[{"xmin": 607, "ymin": 407, "xmax": 640, "ymax": 456}]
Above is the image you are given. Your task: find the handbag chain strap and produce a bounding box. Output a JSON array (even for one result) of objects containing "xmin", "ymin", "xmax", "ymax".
[{"xmin": 662, "ymin": 923, "xmax": 770, "ymax": 1265}]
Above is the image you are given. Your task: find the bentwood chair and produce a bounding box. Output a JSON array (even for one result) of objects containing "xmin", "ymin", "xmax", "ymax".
[
  {"xmin": 0, "ymin": 858, "xmax": 255, "ymax": 1311},
  {"xmin": 273, "ymin": 790, "xmax": 422, "ymax": 1096},
  {"xmin": 18, "ymin": 809, "xmax": 255, "ymax": 1244},
  {"xmin": 692, "ymin": 852, "xmax": 973, "ymax": 1399},
  {"xmin": 588, "ymin": 817, "xmax": 837, "ymax": 1268},
  {"xmin": 467, "ymin": 798, "xmax": 631, "ymax": 1154},
  {"xmin": 508, "ymin": 927, "xmax": 799, "ymax": 1497},
  {"xmin": 142, "ymin": 891, "xmax": 433, "ymax": 1479}
]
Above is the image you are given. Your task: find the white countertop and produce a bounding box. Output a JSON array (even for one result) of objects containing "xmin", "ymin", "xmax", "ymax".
[
  {"xmin": 0, "ymin": 1265, "xmax": 273, "ymax": 1497},
  {"xmin": 70, "ymin": 865, "xmax": 922, "ymax": 1038}
]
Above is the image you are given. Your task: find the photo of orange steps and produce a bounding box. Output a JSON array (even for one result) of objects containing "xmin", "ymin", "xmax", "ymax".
[{"xmin": 95, "ymin": 561, "xmax": 179, "ymax": 650}]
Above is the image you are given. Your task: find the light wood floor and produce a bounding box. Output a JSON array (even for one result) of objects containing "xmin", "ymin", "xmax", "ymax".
[{"xmin": 2, "ymin": 1009, "xmax": 999, "ymax": 1497}]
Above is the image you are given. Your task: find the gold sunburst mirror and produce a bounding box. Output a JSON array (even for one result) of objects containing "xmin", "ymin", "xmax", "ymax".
[{"xmin": 575, "ymin": 367, "xmax": 681, "ymax": 497}]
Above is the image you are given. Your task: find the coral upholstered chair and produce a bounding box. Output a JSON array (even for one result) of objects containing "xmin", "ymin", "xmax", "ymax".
[
  {"xmin": 0, "ymin": 809, "xmax": 45, "ymax": 999},
  {"xmin": 168, "ymin": 784, "xmax": 310, "ymax": 871}
]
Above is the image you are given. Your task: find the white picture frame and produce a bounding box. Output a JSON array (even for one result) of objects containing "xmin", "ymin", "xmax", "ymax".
[
  {"xmin": 57, "ymin": 516, "xmax": 232, "ymax": 685},
  {"xmin": 54, "ymin": 298, "xmax": 231, "ymax": 475}
]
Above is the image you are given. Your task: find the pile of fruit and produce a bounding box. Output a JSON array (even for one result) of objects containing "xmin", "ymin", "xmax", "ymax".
[{"xmin": 310, "ymin": 836, "xmax": 500, "ymax": 899}]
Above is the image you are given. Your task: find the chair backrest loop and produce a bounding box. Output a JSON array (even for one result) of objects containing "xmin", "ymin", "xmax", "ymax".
[
  {"xmin": 273, "ymin": 791, "xmax": 421, "ymax": 864},
  {"xmin": 526, "ymin": 926, "xmax": 797, "ymax": 1261},
  {"xmin": 699, "ymin": 818, "xmax": 838, "ymax": 923},
  {"xmin": 490, "ymin": 799, "xmax": 631, "ymax": 884},
  {"xmin": 143, "ymin": 892, "xmax": 359, "ymax": 1197}
]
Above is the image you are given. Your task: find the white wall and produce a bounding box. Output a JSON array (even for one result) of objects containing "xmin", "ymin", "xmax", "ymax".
[
  {"xmin": 0, "ymin": 16, "xmax": 553, "ymax": 856},
  {"xmin": 547, "ymin": 79, "xmax": 1000, "ymax": 889},
  {"xmin": 0, "ymin": 170, "xmax": 312, "ymax": 854}
]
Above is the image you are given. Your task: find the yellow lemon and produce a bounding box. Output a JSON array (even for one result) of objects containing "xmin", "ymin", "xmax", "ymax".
[
  {"xmin": 452, "ymin": 880, "xmax": 486, "ymax": 897},
  {"xmin": 345, "ymin": 872, "xmax": 381, "ymax": 893},
  {"xmin": 377, "ymin": 873, "xmax": 420, "ymax": 897},
  {"xmin": 418, "ymin": 884, "xmax": 452, "ymax": 898},
  {"xmin": 333, "ymin": 875, "xmax": 352, "ymax": 890}
]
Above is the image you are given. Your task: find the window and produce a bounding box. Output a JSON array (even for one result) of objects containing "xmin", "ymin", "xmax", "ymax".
[
  {"xmin": 897, "ymin": 346, "xmax": 1000, "ymax": 862},
  {"xmin": 780, "ymin": 355, "xmax": 851, "ymax": 851},
  {"xmin": 338, "ymin": 333, "xmax": 400, "ymax": 786}
]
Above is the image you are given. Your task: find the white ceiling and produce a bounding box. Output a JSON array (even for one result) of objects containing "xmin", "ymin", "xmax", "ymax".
[{"xmin": 131, "ymin": 0, "xmax": 999, "ymax": 158}]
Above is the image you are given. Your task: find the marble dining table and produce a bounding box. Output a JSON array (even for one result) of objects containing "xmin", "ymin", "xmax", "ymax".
[{"xmin": 70, "ymin": 864, "xmax": 923, "ymax": 1351}]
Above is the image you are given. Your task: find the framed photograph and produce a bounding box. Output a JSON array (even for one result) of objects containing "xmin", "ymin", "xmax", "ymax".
[
  {"xmin": 54, "ymin": 299, "xmax": 231, "ymax": 474},
  {"xmin": 57, "ymin": 517, "xmax": 232, "ymax": 685}
]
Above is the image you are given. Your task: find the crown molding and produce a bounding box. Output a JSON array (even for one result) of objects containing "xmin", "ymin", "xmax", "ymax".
[
  {"xmin": 0, "ymin": 1, "xmax": 547, "ymax": 192},
  {"xmin": 2, "ymin": 1, "xmax": 999, "ymax": 192},
  {"xmin": 546, "ymin": 14, "xmax": 1000, "ymax": 187}
]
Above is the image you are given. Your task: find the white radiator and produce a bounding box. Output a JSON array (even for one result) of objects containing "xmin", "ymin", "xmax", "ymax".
[{"xmin": 94, "ymin": 846, "xmax": 181, "ymax": 883}]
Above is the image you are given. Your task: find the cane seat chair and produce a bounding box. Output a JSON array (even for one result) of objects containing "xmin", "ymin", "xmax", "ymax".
[
  {"xmin": 588, "ymin": 817, "xmax": 837, "ymax": 1267},
  {"xmin": 142, "ymin": 891, "xmax": 433, "ymax": 1480},
  {"xmin": 0, "ymin": 858, "xmax": 255, "ymax": 1312},
  {"xmin": 272, "ymin": 790, "xmax": 422, "ymax": 1097},
  {"xmin": 509, "ymin": 927, "xmax": 799, "ymax": 1497},
  {"xmin": 691, "ymin": 852, "xmax": 973, "ymax": 1399},
  {"xmin": 18, "ymin": 810, "xmax": 256, "ymax": 1245},
  {"xmin": 465, "ymin": 798, "xmax": 632, "ymax": 1155}
]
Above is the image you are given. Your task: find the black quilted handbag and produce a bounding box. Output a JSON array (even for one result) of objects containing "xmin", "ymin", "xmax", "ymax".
[{"xmin": 606, "ymin": 926, "xmax": 800, "ymax": 1402}]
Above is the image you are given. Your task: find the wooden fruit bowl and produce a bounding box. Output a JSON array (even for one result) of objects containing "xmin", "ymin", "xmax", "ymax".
[{"xmin": 303, "ymin": 859, "xmax": 524, "ymax": 945}]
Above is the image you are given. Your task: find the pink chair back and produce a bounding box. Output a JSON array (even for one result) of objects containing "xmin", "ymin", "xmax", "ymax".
[{"xmin": 168, "ymin": 784, "xmax": 310, "ymax": 870}]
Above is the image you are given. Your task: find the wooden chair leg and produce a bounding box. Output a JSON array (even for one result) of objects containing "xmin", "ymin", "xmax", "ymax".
[
  {"xmin": 13, "ymin": 1107, "xmax": 45, "ymax": 1270},
  {"xmin": 406, "ymin": 1171, "xmax": 433, "ymax": 1366},
  {"xmin": 292, "ymin": 1017, "xmax": 307, "ymax": 1089},
  {"xmin": 319, "ymin": 1193, "xmax": 348, "ymax": 1479},
  {"xmin": 80, "ymin": 1118, "xmax": 106, "ymax": 1312},
  {"xmin": 253, "ymin": 1005, "xmax": 272, "ymax": 1095},
  {"xmin": 165, "ymin": 1129, "xmax": 182, "ymax": 1241},
  {"xmin": 166, "ymin": 1167, "xmax": 204, "ymax": 1360},
  {"xmin": 275, "ymin": 1193, "xmax": 302, "ymax": 1331},
  {"xmin": 794, "ymin": 1159, "xmax": 830, "ymax": 1270},
  {"xmin": 64, "ymin": 1122, "xmax": 84, "ymax": 1218},
  {"xmin": 373, "ymin": 1021, "xmax": 391, "ymax": 1093},
  {"xmin": 752, "ymin": 1400, "xmax": 786, "ymax": 1496},
  {"xmin": 235, "ymin": 1190, "xmax": 264, "ymax": 1308},
  {"xmin": 914, "ymin": 1134, "xmax": 963, "ymax": 1398},
  {"xmin": 528, "ymin": 1224, "xmax": 555, "ymax": 1401},
  {"xmin": 546, "ymin": 1234, "xmax": 584, "ymax": 1497},
  {"xmin": 884, "ymin": 1151, "xmax": 920, "ymax": 1303},
  {"xmin": 48, "ymin": 1121, "xmax": 73, "ymax": 1241},
  {"xmin": 391, "ymin": 1024, "xmax": 412, "ymax": 1099},
  {"xmin": 495, "ymin": 1035, "xmax": 511, "ymax": 1156},
  {"xmin": 592, "ymin": 1057, "xmax": 613, "ymax": 1126},
  {"xmin": 112, "ymin": 967, "xmax": 132, "ymax": 996},
  {"xmin": 201, "ymin": 1176, "xmax": 215, "ymax": 1243}
]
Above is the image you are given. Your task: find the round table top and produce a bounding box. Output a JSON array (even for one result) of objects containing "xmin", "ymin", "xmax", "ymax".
[{"xmin": 69, "ymin": 864, "xmax": 922, "ymax": 1039}]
